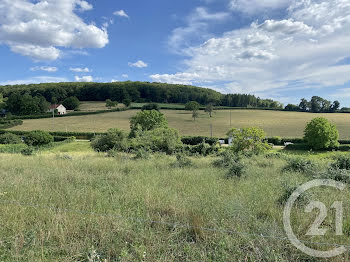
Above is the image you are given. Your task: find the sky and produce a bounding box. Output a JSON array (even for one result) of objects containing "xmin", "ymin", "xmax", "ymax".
[{"xmin": 1, "ymin": 0, "xmax": 350, "ymax": 106}]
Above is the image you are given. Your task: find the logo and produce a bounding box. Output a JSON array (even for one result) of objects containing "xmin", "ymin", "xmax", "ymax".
[{"xmin": 283, "ymin": 179, "xmax": 347, "ymax": 258}]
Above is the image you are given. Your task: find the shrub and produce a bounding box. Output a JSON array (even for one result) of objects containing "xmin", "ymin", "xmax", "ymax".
[
  {"xmin": 331, "ymin": 155, "xmax": 350, "ymax": 170},
  {"xmin": 283, "ymin": 157, "xmax": 316, "ymax": 174},
  {"xmin": 190, "ymin": 142, "xmax": 217, "ymax": 156},
  {"xmin": 24, "ymin": 130, "xmax": 53, "ymax": 146},
  {"xmin": 320, "ymin": 167, "xmax": 350, "ymax": 184},
  {"xmin": 269, "ymin": 136, "xmax": 282, "ymax": 145},
  {"xmin": 0, "ymin": 133, "xmax": 22, "ymax": 144},
  {"xmin": 141, "ymin": 103, "xmax": 160, "ymax": 111},
  {"xmin": 0, "ymin": 119, "xmax": 23, "ymax": 129},
  {"xmin": 226, "ymin": 161, "xmax": 245, "ymax": 178},
  {"xmin": 285, "ymin": 143, "xmax": 310, "ymax": 151},
  {"xmin": 21, "ymin": 147, "xmax": 35, "ymax": 156},
  {"xmin": 181, "ymin": 136, "xmax": 218, "ymax": 146},
  {"xmin": 91, "ymin": 128, "xmax": 128, "ymax": 152},
  {"xmin": 227, "ymin": 127, "xmax": 272, "ymax": 154},
  {"xmin": 304, "ymin": 117, "xmax": 339, "ymax": 150},
  {"xmin": 278, "ymin": 183, "xmax": 308, "ymax": 206},
  {"xmin": 131, "ymin": 127, "xmax": 182, "ymax": 154},
  {"xmin": 122, "ymin": 98, "xmax": 131, "ymax": 107},
  {"xmin": 62, "ymin": 96, "xmax": 80, "ymax": 110},
  {"xmin": 171, "ymin": 153, "xmax": 193, "ymax": 168},
  {"xmin": 130, "ymin": 110, "xmax": 168, "ymax": 137},
  {"xmin": 213, "ymin": 150, "xmax": 242, "ymax": 168},
  {"xmin": 133, "ymin": 148, "xmax": 151, "ymax": 160}
]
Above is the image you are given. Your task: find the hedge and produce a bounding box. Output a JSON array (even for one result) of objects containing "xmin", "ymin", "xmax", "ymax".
[
  {"xmin": 0, "ymin": 119, "xmax": 23, "ymax": 129},
  {"xmin": 181, "ymin": 136, "xmax": 219, "ymax": 146},
  {"xmin": 0, "ymin": 130, "xmax": 104, "ymax": 140},
  {"xmin": 8, "ymin": 107, "xmax": 129, "ymax": 120}
]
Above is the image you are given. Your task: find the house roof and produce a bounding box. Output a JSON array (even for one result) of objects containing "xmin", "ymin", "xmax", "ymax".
[{"xmin": 50, "ymin": 104, "xmax": 63, "ymax": 109}]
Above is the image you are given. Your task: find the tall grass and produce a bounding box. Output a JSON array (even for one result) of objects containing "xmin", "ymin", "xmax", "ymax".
[{"xmin": 0, "ymin": 151, "xmax": 349, "ymax": 261}]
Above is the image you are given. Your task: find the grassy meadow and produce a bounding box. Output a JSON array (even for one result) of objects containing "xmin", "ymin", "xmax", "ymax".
[
  {"xmin": 9, "ymin": 109, "xmax": 350, "ymax": 139},
  {"xmin": 0, "ymin": 141, "xmax": 350, "ymax": 261}
]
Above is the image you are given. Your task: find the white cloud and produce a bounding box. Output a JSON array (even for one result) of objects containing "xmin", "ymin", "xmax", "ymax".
[
  {"xmin": 152, "ymin": 0, "xmax": 350, "ymax": 97},
  {"xmin": 111, "ymin": 79, "xmax": 119, "ymax": 82},
  {"xmin": 75, "ymin": 75, "xmax": 93, "ymax": 82},
  {"xmin": 70, "ymin": 67, "xmax": 91, "ymax": 72},
  {"xmin": 30, "ymin": 66, "xmax": 58, "ymax": 72},
  {"xmin": 76, "ymin": 0, "xmax": 93, "ymax": 11},
  {"xmin": 0, "ymin": 0, "xmax": 108, "ymax": 61},
  {"xmin": 128, "ymin": 60, "xmax": 148, "ymax": 68},
  {"xmin": 229, "ymin": 0, "xmax": 291, "ymax": 14},
  {"xmin": 0, "ymin": 76, "xmax": 67, "ymax": 85},
  {"xmin": 122, "ymin": 74, "xmax": 129, "ymax": 78},
  {"xmin": 168, "ymin": 7, "xmax": 230, "ymax": 52},
  {"xmin": 113, "ymin": 10, "xmax": 129, "ymax": 18}
]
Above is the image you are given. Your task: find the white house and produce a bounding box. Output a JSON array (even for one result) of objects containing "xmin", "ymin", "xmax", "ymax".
[{"xmin": 48, "ymin": 104, "xmax": 67, "ymax": 115}]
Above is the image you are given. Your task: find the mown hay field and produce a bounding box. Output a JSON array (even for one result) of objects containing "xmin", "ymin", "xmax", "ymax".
[{"xmin": 9, "ymin": 109, "xmax": 350, "ymax": 138}]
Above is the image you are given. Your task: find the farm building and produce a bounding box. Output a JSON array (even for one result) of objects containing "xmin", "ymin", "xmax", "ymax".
[{"xmin": 48, "ymin": 104, "xmax": 67, "ymax": 115}]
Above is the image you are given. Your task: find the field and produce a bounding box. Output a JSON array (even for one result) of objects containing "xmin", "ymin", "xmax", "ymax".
[
  {"xmin": 0, "ymin": 141, "xmax": 350, "ymax": 261},
  {"xmin": 9, "ymin": 109, "xmax": 350, "ymax": 139}
]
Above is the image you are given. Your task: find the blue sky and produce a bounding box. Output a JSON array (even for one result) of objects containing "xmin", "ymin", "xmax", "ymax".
[{"xmin": 1, "ymin": 0, "xmax": 350, "ymax": 106}]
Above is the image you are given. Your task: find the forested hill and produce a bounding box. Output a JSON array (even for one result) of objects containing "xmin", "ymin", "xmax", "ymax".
[{"xmin": 0, "ymin": 81, "xmax": 282, "ymax": 108}]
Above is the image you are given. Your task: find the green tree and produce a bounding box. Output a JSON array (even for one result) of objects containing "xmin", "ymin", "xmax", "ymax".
[
  {"xmin": 185, "ymin": 101, "xmax": 200, "ymax": 111},
  {"xmin": 106, "ymin": 99, "xmax": 118, "ymax": 109},
  {"xmin": 141, "ymin": 103, "xmax": 160, "ymax": 111},
  {"xmin": 25, "ymin": 130, "xmax": 53, "ymax": 146},
  {"xmin": 192, "ymin": 110, "xmax": 199, "ymax": 121},
  {"xmin": 299, "ymin": 98, "xmax": 309, "ymax": 112},
  {"xmin": 130, "ymin": 110, "xmax": 168, "ymax": 137},
  {"xmin": 330, "ymin": 100, "xmax": 340, "ymax": 112},
  {"xmin": 304, "ymin": 117, "xmax": 339, "ymax": 150},
  {"xmin": 123, "ymin": 98, "xmax": 131, "ymax": 107},
  {"xmin": 226, "ymin": 127, "xmax": 271, "ymax": 154},
  {"xmin": 62, "ymin": 96, "xmax": 80, "ymax": 110},
  {"xmin": 91, "ymin": 128, "xmax": 128, "ymax": 152},
  {"xmin": 131, "ymin": 127, "xmax": 182, "ymax": 154},
  {"xmin": 205, "ymin": 104, "xmax": 214, "ymax": 117},
  {"xmin": 0, "ymin": 133, "xmax": 22, "ymax": 144}
]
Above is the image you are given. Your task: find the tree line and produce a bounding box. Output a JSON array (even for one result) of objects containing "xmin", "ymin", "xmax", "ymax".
[
  {"xmin": 0, "ymin": 81, "xmax": 282, "ymax": 111},
  {"xmin": 285, "ymin": 96, "xmax": 341, "ymax": 113}
]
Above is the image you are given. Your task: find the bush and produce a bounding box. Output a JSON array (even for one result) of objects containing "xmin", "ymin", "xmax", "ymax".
[
  {"xmin": 0, "ymin": 119, "xmax": 23, "ymax": 129},
  {"xmin": 91, "ymin": 128, "xmax": 129, "ymax": 152},
  {"xmin": 278, "ymin": 183, "xmax": 308, "ymax": 206},
  {"xmin": 0, "ymin": 133, "xmax": 22, "ymax": 144},
  {"xmin": 226, "ymin": 161, "xmax": 245, "ymax": 178},
  {"xmin": 141, "ymin": 103, "xmax": 160, "ymax": 111},
  {"xmin": 24, "ymin": 130, "xmax": 53, "ymax": 146},
  {"xmin": 269, "ymin": 136, "xmax": 282, "ymax": 145},
  {"xmin": 189, "ymin": 142, "xmax": 218, "ymax": 156},
  {"xmin": 181, "ymin": 136, "xmax": 218, "ymax": 146},
  {"xmin": 331, "ymin": 155, "xmax": 350, "ymax": 170},
  {"xmin": 123, "ymin": 98, "xmax": 131, "ymax": 107},
  {"xmin": 213, "ymin": 150, "xmax": 242, "ymax": 168},
  {"xmin": 131, "ymin": 127, "xmax": 182, "ymax": 154},
  {"xmin": 172, "ymin": 154, "xmax": 193, "ymax": 168},
  {"xmin": 130, "ymin": 110, "xmax": 168, "ymax": 137},
  {"xmin": 62, "ymin": 96, "xmax": 80, "ymax": 110},
  {"xmin": 320, "ymin": 167, "xmax": 350, "ymax": 184},
  {"xmin": 283, "ymin": 157, "xmax": 316, "ymax": 174},
  {"xmin": 304, "ymin": 117, "xmax": 339, "ymax": 150},
  {"xmin": 285, "ymin": 143, "xmax": 310, "ymax": 151},
  {"xmin": 133, "ymin": 148, "xmax": 151, "ymax": 160},
  {"xmin": 21, "ymin": 147, "xmax": 35, "ymax": 156},
  {"xmin": 227, "ymin": 127, "xmax": 272, "ymax": 154}
]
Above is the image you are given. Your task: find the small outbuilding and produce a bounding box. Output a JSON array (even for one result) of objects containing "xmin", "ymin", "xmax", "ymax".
[{"xmin": 48, "ymin": 104, "xmax": 67, "ymax": 115}]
